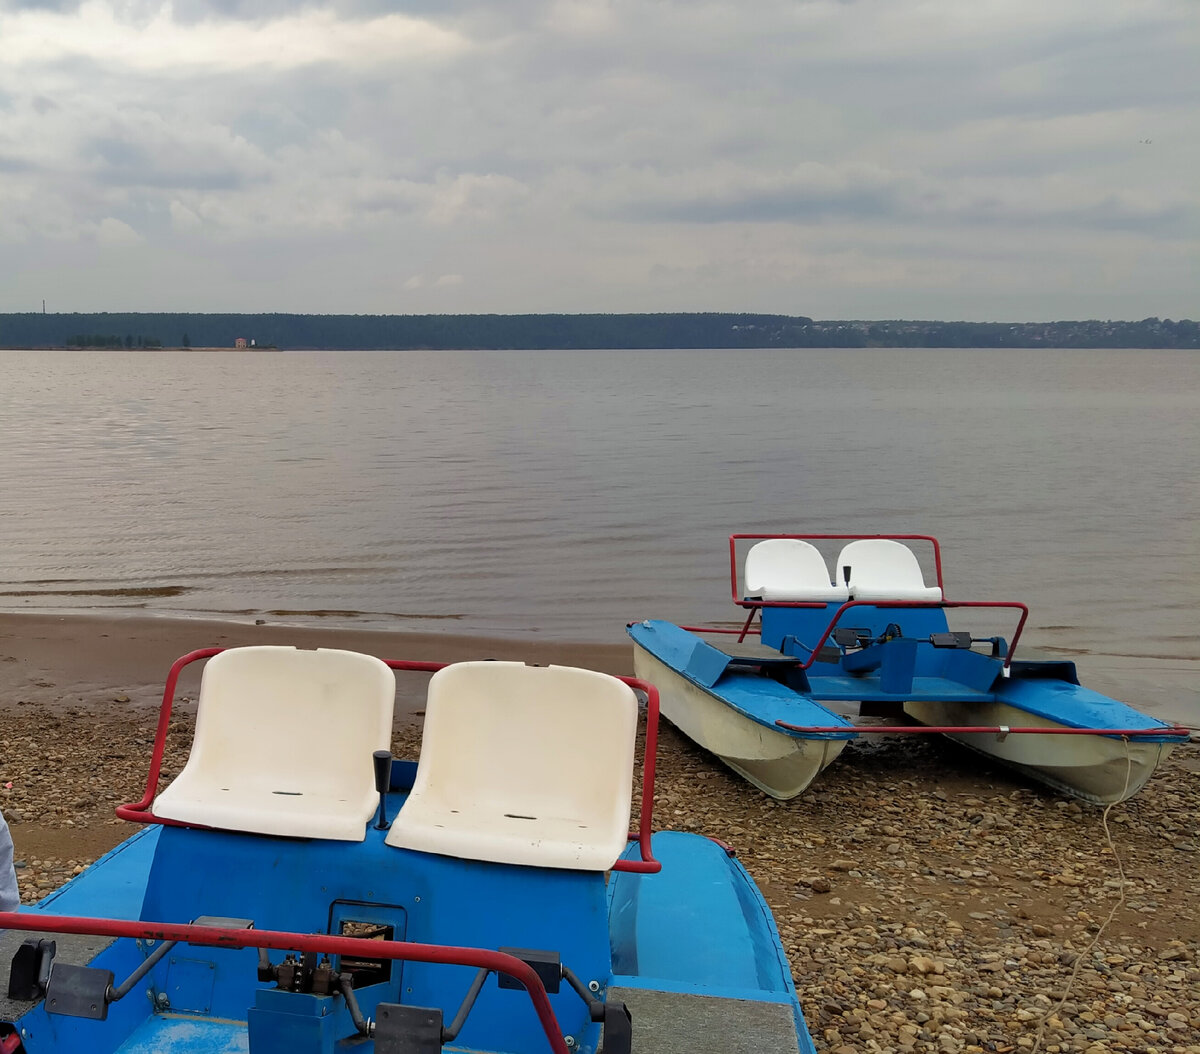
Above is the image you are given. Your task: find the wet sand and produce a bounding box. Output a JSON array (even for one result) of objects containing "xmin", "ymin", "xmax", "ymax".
[
  {"xmin": 0, "ymin": 611, "xmax": 630, "ymax": 715},
  {"xmin": 1, "ymin": 612, "xmax": 1197, "ymax": 1052}
]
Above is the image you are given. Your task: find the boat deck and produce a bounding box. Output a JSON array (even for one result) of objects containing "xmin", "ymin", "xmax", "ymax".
[
  {"xmin": 612, "ymin": 987, "xmax": 801, "ymax": 1054},
  {"xmin": 804, "ymin": 673, "xmax": 995, "ymax": 703},
  {"xmin": 0, "ymin": 827, "xmax": 161, "ymax": 1027}
]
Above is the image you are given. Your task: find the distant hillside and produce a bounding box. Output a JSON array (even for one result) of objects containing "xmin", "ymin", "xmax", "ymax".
[{"xmin": 0, "ymin": 312, "xmax": 1196, "ymax": 350}]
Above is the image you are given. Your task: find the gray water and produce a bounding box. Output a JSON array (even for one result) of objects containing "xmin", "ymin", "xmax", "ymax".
[{"xmin": 0, "ymin": 347, "xmax": 1196, "ymax": 723}]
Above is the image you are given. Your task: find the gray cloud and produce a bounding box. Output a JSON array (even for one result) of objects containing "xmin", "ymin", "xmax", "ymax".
[{"xmin": 0, "ymin": 0, "xmax": 1195, "ymax": 318}]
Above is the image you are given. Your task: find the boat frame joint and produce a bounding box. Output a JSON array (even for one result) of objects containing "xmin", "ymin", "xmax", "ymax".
[{"xmin": 498, "ymin": 947, "xmax": 561, "ymax": 994}]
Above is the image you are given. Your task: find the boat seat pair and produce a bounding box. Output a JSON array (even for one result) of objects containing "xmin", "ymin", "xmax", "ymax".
[
  {"xmin": 153, "ymin": 647, "xmax": 638, "ymax": 871},
  {"xmin": 744, "ymin": 538, "xmax": 942, "ymax": 603}
]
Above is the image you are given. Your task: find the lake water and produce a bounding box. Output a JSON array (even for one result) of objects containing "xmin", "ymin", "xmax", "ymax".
[{"xmin": 0, "ymin": 347, "xmax": 1196, "ymax": 724}]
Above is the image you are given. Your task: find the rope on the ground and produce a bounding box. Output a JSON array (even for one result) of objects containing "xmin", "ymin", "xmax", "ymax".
[{"xmin": 1029, "ymin": 739, "xmax": 1132, "ymax": 1054}]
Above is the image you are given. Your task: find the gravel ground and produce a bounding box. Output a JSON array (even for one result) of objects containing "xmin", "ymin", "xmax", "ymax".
[{"xmin": 1, "ymin": 699, "xmax": 1197, "ymax": 1053}]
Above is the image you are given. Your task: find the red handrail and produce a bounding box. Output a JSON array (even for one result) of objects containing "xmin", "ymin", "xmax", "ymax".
[
  {"xmin": 774, "ymin": 720, "xmax": 1192, "ymax": 739},
  {"xmin": 729, "ymin": 533, "xmax": 945, "ymax": 606},
  {"xmin": 116, "ymin": 651, "xmax": 661, "ymax": 873},
  {"xmin": 712, "ymin": 598, "xmax": 1030, "ymax": 669},
  {"xmin": 618, "ymin": 677, "xmax": 661, "ymax": 873},
  {"xmin": 117, "ymin": 647, "xmax": 223, "ymax": 820},
  {"xmin": 0, "ymin": 913, "xmax": 570, "ymax": 1054}
]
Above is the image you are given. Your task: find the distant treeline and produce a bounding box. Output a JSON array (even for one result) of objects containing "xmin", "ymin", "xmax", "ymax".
[
  {"xmin": 66, "ymin": 333, "xmax": 163, "ymax": 349},
  {"xmin": 1, "ymin": 312, "xmax": 1196, "ymax": 350}
]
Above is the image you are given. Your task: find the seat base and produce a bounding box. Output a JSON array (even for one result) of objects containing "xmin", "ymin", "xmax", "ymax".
[
  {"xmin": 386, "ymin": 802, "xmax": 627, "ymax": 870},
  {"xmin": 154, "ymin": 786, "xmax": 376, "ymax": 842}
]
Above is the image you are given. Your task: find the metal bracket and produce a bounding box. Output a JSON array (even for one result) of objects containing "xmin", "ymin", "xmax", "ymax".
[
  {"xmin": 930, "ymin": 631, "xmax": 972, "ymax": 649},
  {"xmin": 373, "ymin": 1003, "xmax": 444, "ymax": 1054},
  {"xmin": 832, "ymin": 627, "xmax": 871, "ymax": 649},
  {"xmin": 44, "ymin": 963, "xmax": 114, "ymax": 1020},
  {"xmin": 192, "ymin": 915, "xmax": 254, "ymax": 930}
]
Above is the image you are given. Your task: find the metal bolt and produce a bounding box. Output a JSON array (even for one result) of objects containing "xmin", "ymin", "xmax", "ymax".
[
  {"xmin": 564, "ymin": 1037, "xmax": 576, "ymax": 1049},
  {"xmin": 588, "ymin": 980, "xmax": 600, "ymax": 993}
]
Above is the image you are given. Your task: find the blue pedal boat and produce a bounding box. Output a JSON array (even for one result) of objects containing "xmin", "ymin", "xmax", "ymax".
[
  {"xmin": 628, "ymin": 534, "xmax": 1190, "ymax": 804},
  {"xmin": 0, "ymin": 646, "xmax": 816, "ymax": 1054}
]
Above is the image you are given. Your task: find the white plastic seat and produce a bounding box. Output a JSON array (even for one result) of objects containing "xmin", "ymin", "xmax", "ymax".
[
  {"xmin": 386, "ymin": 661, "xmax": 638, "ymax": 870},
  {"xmin": 835, "ymin": 539, "xmax": 943, "ymax": 602},
  {"xmin": 743, "ymin": 538, "xmax": 849, "ymax": 602},
  {"xmin": 154, "ymin": 646, "xmax": 395, "ymax": 841}
]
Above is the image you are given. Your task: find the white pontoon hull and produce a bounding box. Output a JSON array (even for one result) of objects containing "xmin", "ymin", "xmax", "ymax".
[
  {"xmin": 633, "ymin": 644, "xmax": 848, "ymax": 800},
  {"xmin": 903, "ymin": 698, "xmax": 1177, "ymax": 804}
]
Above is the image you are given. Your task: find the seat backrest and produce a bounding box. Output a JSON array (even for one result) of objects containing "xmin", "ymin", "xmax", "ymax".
[
  {"xmin": 153, "ymin": 646, "xmax": 395, "ymax": 840},
  {"xmin": 835, "ymin": 539, "xmax": 942, "ymax": 601},
  {"xmin": 386, "ymin": 661, "xmax": 638, "ymax": 869},
  {"xmin": 744, "ymin": 538, "xmax": 848, "ymax": 602}
]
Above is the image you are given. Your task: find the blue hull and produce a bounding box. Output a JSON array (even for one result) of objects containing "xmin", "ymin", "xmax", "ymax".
[
  {"xmin": 2, "ymin": 783, "xmax": 815, "ymax": 1054},
  {"xmin": 628, "ymin": 612, "xmax": 1186, "ymax": 802}
]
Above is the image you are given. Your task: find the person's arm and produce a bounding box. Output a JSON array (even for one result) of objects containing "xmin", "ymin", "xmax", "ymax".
[{"xmin": 0, "ymin": 812, "xmax": 19, "ymax": 911}]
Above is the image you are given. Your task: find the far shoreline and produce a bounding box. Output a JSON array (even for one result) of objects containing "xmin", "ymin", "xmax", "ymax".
[{"xmin": 0, "ymin": 346, "xmax": 280, "ymax": 353}]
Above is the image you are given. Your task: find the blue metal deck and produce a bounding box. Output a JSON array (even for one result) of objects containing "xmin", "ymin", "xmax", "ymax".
[{"xmin": 629, "ymin": 618, "xmax": 1185, "ymax": 742}]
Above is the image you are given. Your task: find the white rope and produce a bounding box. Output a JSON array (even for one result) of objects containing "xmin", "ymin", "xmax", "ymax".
[{"xmin": 1029, "ymin": 740, "xmax": 1133, "ymax": 1053}]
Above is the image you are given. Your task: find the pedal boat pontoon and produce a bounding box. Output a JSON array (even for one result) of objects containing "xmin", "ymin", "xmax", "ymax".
[
  {"xmin": 0, "ymin": 645, "xmax": 816, "ymax": 1054},
  {"xmin": 629, "ymin": 534, "xmax": 1190, "ymax": 803}
]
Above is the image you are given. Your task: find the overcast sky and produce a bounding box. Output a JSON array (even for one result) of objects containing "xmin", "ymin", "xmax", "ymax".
[{"xmin": 1, "ymin": 0, "xmax": 1196, "ymax": 320}]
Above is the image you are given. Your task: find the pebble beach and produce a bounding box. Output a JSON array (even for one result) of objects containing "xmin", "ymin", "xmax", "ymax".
[{"xmin": 1, "ymin": 612, "xmax": 1196, "ymax": 1053}]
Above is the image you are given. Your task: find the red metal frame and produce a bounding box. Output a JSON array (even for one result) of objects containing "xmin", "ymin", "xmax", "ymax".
[
  {"xmin": 775, "ymin": 720, "xmax": 1192, "ymax": 739},
  {"xmin": 115, "ymin": 650, "xmax": 661, "ymax": 873},
  {"xmin": 686, "ymin": 599, "xmax": 1029, "ymax": 667},
  {"xmin": 784, "ymin": 598, "xmax": 1029, "ymax": 669},
  {"xmin": 717, "ymin": 535, "xmax": 1027, "ymax": 664},
  {"xmin": 729, "ymin": 533, "xmax": 946, "ymax": 607},
  {"xmin": 0, "ymin": 912, "xmax": 571, "ymax": 1054}
]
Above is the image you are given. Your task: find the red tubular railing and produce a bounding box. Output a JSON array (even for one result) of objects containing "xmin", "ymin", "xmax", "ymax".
[
  {"xmin": 789, "ymin": 598, "xmax": 1030, "ymax": 670},
  {"xmin": 117, "ymin": 647, "xmax": 224, "ymax": 822},
  {"xmin": 0, "ymin": 913, "xmax": 570, "ymax": 1054},
  {"xmin": 116, "ymin": 651, "xmax": 661, "ymax": 873},
  {"xmin": 618, "ymin": 677, "xmax": 661, "ymax": 873},
  {"xmin": 724, "ymin": 534, "xmax": 1030, "ymax": 666},
  {"xmin": 686, "ymin": 598, "xmax": 1029, "ymax": 668},
  {"xmin": 774, "ymin": 720, "xmax": 1192, "ymax": 739}
]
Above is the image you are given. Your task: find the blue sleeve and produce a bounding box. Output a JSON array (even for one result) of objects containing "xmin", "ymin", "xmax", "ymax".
[{"xmin": 0, "ymin": 811, "xmax": 19, "ymax": 911}]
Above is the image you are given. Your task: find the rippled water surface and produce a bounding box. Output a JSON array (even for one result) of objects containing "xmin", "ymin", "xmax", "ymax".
[{"xmin": 1, "ymin": 347, "xmax": 1196, "ymax": 721}]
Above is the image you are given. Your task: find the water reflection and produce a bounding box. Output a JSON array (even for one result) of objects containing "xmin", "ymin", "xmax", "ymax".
[{"xmin": 0, "ymin": 347, "xmax": 1196, "ymax": 722}]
